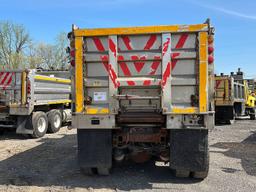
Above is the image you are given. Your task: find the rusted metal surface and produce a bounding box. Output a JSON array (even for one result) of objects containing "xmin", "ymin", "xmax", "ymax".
[
  {"xmin": 114, "ymin": 128, "xmax": 167, "ymax": 145},
  {"xmin": 130, "ymin": 152, "xmax": 152, "ymax": 163}
]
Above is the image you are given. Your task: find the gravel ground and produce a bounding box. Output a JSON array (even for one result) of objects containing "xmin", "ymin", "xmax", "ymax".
[{"xmin": 0, "ymin": 120, "xmax": 255, "ymax": 192}]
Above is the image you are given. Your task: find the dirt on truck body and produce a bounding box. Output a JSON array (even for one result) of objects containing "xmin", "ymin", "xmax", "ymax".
[{"xmin": 69, "ymin": 20, "xmax": 215, "ymax": 179}]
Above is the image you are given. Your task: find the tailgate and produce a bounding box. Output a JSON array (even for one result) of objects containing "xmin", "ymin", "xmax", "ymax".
[
  {"xmin": 72, "ymin": 24, "xmax": 212, "ymax": 114},
  {"xmin": 215, "ymin": 77, "xmax": 231, "ymax": 105}
]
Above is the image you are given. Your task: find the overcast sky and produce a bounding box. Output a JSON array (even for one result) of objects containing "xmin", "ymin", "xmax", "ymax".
[{"xmin": 1, "ymin": 0, "xmax": 256, "ymax": 78}]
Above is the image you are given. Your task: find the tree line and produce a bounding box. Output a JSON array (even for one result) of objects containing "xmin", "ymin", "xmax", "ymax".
[{"xmin": 0, "ymin": 21, "xmax": 69, "ymax": 70}]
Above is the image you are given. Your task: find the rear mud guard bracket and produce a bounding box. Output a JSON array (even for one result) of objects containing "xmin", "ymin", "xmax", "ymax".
[{"xmin": 16, "ymin": 115, "xmax": 33, "ymax": 134}]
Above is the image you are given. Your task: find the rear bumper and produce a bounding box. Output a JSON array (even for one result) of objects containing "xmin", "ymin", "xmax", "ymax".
[
  {"xmin": 72, "ymin": 112, "xmax": 214, "ymax": 130},
  {"xmin": 72, "ymin": 114, "xmax": 116, "ymax": 129}
]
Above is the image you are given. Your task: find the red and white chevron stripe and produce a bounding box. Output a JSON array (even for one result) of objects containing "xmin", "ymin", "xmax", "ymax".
[
  {"xmin": 91, "ymin": 33, "xmax": 190, "ymax": 87},
  {"xmin": 0, "ymin": 72, "xmax": 14, "ymax": 90}
]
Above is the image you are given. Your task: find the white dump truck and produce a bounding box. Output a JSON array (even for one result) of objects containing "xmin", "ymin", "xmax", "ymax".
[{"xmin": 0, "ymin": 69, "xmax": 72, "ymax": 138}]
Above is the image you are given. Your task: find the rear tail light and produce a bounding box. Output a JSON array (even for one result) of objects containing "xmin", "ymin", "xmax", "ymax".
[
  {"xmin": 208, "ymin": 35, "xmax": 214, "ymax": 64},
  {"xmin": 70, "ymin": 49, "xmax": 75, "ymax": 58},
  {"xmin": 70, "ymin": 60, "xmax": 75, "ymax": 67},
  {"xmin": 27, "ymin": 79, "xmax": 31, "ymax": 96},
  {"xmin": 208, "ymin": 55, "xmax": 214, "ymax": 64},
  {"xmin": 70, "ymin": 49, "xmax": 75, "ymax": 67},
  {"xmin": 69, "ymin": 34, "xmax": 76, "ymax": 67},
  {"xmin": 208, "ymin": 46, "xmax": 214, "ymax": 54}
]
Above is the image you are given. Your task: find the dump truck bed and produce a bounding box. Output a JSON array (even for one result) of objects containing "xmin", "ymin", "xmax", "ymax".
[
  {"xmin": 0, "ymin": 69, "xmax": 71, "ymax": 115},
  {"xmin": 71, "ymin": 23, "xmax": 214, "ymax": 117},
  {"xmin": 215, "ymin": 75, "xmax": 245, "ymax": 106}
]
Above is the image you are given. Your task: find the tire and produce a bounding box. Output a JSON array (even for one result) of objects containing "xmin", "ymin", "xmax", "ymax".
[
  {"xmin": 48, "ymin": 110, "xmax": 62, "ymax": 133},
  {"xmin": 81, "ymin": 167, "xmax": 94, "ymax": 176},
  {"xmin": 227, "ymin": 119, "xmax": 235, "ymax": 125},
  {"xmin": 97, "ymin": 167, "xmax": 110, "ymax": 176},
  {"xmin": 31, "ymin": 111, "xmax": 48, "ymax": 138},
  {"xmin": 192, "ymin": 170, "xmax": 208, "ymax": 179},
  {"xmin": 175, "ymin": 170, "xmax": 190, "ymax": 178},
  {"xmin": 192, "ymin": 150, "xmax": 209, "ymax": 179},
  {"xmin": 250, "ymin": 114, "xmax": 255, "ymax": 120}
]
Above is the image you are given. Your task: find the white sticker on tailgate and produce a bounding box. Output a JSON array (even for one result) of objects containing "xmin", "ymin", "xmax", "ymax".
[{"xmin": 93, "ymin": 92, "xmax": 107, "ymax": 101}]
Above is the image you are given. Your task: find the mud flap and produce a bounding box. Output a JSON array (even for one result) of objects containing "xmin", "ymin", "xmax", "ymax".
[
  {"xmin": 16, "ymin": 115, "xmax": 33, "ymax": 134},
  {"xmin": 77, "ymin": 129, "xmax": 112, "ymax": 169},
  {"xmin": 169, "ymin": 129, "xmax": 208, "ymax": 172}
]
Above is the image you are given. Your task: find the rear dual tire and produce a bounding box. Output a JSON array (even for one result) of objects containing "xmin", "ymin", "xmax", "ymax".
[
  {"xmin": 31, "ymin": 110, "xmax": 62, "ymax": 138},
  {"xmin": 31, "ymin": 112, "xmax": 48, "ymax": 138},
  {"xmin": 47, "ymin": 110, "xmax": 62, "ymax": 133},
  {"xmin": 81, "ymin": 167, "xmax": 110, "ymax": 176},
  {"xmin": 249, "ymin": 110, "xmax": 256, "ymax": 120},
  {"xmin": 174, "ymin": 151, "xmax": 209, "ymax": 179},
  {"xmin": 78, "ymin": 129, "xmax": 209, "ymax": 179}
]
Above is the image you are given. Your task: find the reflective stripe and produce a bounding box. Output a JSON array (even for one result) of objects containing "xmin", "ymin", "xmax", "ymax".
[
  {"xmin": 171, "ymin": 107, "xmax": 197, "ymax": 114},
  {"xmin": 85, "ymin": 107, "xmax": 109, "ymax": 114},
  {"xmin": 21, "ymin": 72, "xmax": 27, "ymax": 105},
  {"xmin": 199, "ymin": 32, "xmax": 208, "ymax": 112},
  {"xmin": 0, "ymin": 72, "xmax": 14, "ymax": 90},
  {"xmin": 75, "ymin": 37, "xmax": 84, "ymax": 113},
  {"xmin": 34, "ymin": 75, "xmax": 71, "ymax": 84},
  {"xmin": 48, "ymin": 100, "xmax": 71, "ymax": 105},
  {"xmin": 74, "ymin": 24, "xmax": 208, "ymax": 37}
]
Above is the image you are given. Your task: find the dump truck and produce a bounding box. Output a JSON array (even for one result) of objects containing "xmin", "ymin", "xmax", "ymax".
[
  {"xmin": 244, "ymin": 79, "xmax": 256, "ymax": 120},
  {"xmin": 215, "ymin": 68, "xmax": 256, "ymax": 123},
  {"xmin": 246, "ymin": 78, "xmax": 256, "ymax": 93},
  {"xmin": 69, "ymin": 20, "xmax": 215, "ymax": 179},
  {"xmin": 214, "ymin": 72, "xmax": 246, "ymax": 124},
  {"xmin": 0, "ymin": 69, "xmax": 72, "ymax": 137}
]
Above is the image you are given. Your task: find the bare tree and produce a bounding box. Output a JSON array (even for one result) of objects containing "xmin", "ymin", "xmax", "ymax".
[
  {"xmin": 29, "ymin": 32, "xmax": 69, "ymax": 70},
  {"xmin": 35, "ymin": 43, "xmax": 56, "ymax": 69},
  {"xmin": 55, "ymin": 32, "xmax": 69, "ymax": 70},
  {"xmin": 26, "ymin": 43, "xmax": 41, "ymax": 69},
  {"xmin": 0, "ymin": 21, "xmax": 30, "ymax": 69}
]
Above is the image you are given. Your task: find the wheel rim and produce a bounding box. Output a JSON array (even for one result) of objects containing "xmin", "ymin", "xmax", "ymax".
[
  {"xmin": 37, "ymin": 117, "xmax": 46, "ymax": 133},
  {"xmin": 53, "ymin": 114, "xmax": 61, "ymax": 128}
]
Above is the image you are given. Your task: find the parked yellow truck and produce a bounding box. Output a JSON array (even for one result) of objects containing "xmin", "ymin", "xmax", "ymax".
[
  {"xmin": 244, "ymin": 79, "xmax": 256, "ymax": 119},
  {"xmin": 69, "ymin": 20, "xmax": 215, "ymax": 178},
  {"xmin": 214, "ymin": 73, "xmax": 245, "ymax": 124},
  {"xmin": 215, "ymin": 69, "xmax": 256, "ymax": 123}
]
